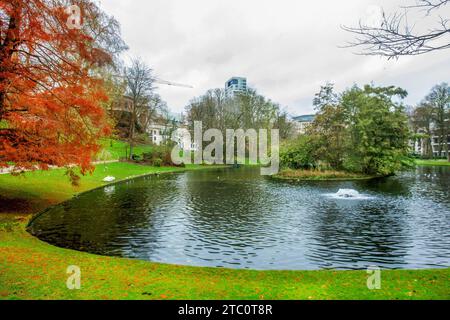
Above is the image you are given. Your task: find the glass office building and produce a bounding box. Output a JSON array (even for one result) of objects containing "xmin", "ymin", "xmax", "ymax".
[{"xmin": 225, "ymin": 77, "xmax": 248, "ymax": 97}]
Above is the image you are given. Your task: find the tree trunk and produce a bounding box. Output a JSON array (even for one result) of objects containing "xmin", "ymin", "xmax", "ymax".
[
  {"xmin": 426, "ymin": 138, "xmax": 433, "ymax": 159},
  {"xmin": 129, "ymin": 114, "xmax": 135, "ymax": 160},
  {"xmin": 0, "ymin": 91, "xmax": 5, "ymax": 122},
  {"xmin": 0, "ymin": 9, "xmax": 21, "ymax": 123},
  {"xmin": 446, "ymin": 134, "xmax": 450, "ymax": 162},
  {"xmin": 425, "ymin": 130, "xmax": 433, "ymax": 159},
  {"xmin": 129, "ymin": 103, "xmax": 136, "ymax": 160},
  {"xmin": 439, "ymin": 129, "xmax": 445, "ymax": 158}
]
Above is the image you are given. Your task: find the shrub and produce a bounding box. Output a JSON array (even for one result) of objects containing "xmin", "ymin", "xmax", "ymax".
[
  {"xmin": 153, "ymin": 158, "xmax": 163, "ymax": 167},
  {"xmin": 280, "ymin": 136, "xmax": 317, "ymax": 170},
  {"xmin": 131, "ymin": 154, "xmax": 141, "ymax": 161},
  {"xmin": 96, "ymin": 149, "xmax": 113, "ymax": 162},
  {"xmin": 143, "ymin": 152, "xmax": 152, "ymax": 162},
  {"xmin": 141, "ymin": 145, "xmax": 184, "ymax": 167}
]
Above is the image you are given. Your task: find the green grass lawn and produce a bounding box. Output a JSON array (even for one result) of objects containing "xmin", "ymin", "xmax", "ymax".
[
  {"xmin": 97, "ymin": 139, "xmax": 154, "ymax": 161},
  {"xmin": 0, "ymin": 162, "xmax": 222, "ymax": 215},
  {"xmin": 0, "ymin": 162, "xmax": 449, "ymax": 300},
  {"xmin": 415, "ymin": 159, "xmax": 450, "ymax": 167}
]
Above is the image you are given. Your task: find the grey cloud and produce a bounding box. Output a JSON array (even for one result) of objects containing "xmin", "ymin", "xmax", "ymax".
[{"xmin": 100, "ymin": 0, "xmax": 450, "ymax": 115}]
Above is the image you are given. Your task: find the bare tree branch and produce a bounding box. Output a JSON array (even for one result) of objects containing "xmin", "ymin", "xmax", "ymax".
[
  {"xmin": 405, "ymin": 0, "xmax": 449, "ymax": 14},
  {"xmin": 343, "ymin": 0, "xmax": 450, "ymax": 58}
]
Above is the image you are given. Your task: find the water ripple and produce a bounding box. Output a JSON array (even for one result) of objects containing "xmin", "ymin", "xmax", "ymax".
[{"xmin": 29, "ymin": 167, "xmax": 450, "ymax": 270}]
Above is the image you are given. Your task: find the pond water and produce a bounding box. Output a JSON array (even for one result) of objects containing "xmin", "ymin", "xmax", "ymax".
[{"xmin": 29, "ymin": 166, "xmax": 450, "ymax": 270}]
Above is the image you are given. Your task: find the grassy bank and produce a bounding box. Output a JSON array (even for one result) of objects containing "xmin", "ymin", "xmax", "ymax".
[
  {"xmin": 274, "ymin": 169, "xmax": 378, "ymax": 181},
  {"xmin": 0, "ymin": 162, "xmax": 207, "ymax": 216},
  {"xmin": 415, "ymin": 159, "xmax": 450, "ymax": 167},
  {"xmin": 0, "ymin": 162, "xmax": 449, "ymax": 300},
  {"xmin": 97, "ymin": 139, "xmax": 154, "ymax": 161}
]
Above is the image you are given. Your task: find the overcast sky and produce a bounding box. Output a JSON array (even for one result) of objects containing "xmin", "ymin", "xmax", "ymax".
[{"xmin": 99, "ymin": 0, "xmax": 450, "ymax": 116}]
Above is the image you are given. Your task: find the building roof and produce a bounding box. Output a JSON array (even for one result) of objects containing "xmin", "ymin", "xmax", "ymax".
[{"xmin": 292, "ymin": 114, "xmax": 315, "ymax": 123}]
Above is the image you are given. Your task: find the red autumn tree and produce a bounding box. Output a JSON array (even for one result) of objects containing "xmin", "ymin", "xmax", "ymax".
[{"xmin": 0, "ymin": 0, "xmax": 126, "ymax": 178}]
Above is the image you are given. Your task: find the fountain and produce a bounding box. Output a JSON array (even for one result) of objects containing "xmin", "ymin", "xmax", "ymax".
[
  {"xmin": 335, "ymin": 189, "xmax": 361, "ymax": 198},
  {"xmin": 324, "ymin": 188, "xmax": 374, "ymax": 200}
]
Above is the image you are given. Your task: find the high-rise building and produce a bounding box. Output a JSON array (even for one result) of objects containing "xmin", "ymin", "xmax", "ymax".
[{"xmin": 225, "ymin": 77, "xmax": 247, "ymax": 97}]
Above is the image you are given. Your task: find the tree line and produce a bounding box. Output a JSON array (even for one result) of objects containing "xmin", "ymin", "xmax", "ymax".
[
  {"xmin": 185, "ymin": 88, "xmax": 293, "ymax": 140},
  {"xmin": 281, "ymin": 84, "xmax": 413, "ymax": 176},
  {"xmin": 1, "ymin": 0, "xmax": 448, "ymax": 180}
]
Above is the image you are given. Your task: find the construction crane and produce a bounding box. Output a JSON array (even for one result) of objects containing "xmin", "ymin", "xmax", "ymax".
[
  {"xmin": 110, "ymin": 74, "xmax": 193, "ymax": 89},
  {"xmin": 154, "ymin": 78, "xmax": 193, "ymax": 89}
]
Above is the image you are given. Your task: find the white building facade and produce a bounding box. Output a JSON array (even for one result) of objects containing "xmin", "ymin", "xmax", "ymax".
[
  {"xmin": 411, "ymin": 119, "xmax": 450, "ymax": 158},
  {"xmin": 147, "ymin": 123, "xmax": 168, "ymax": 146},
  {"xmin": 292, "ymin": 114, "xmax": 315, "ymax": 135},
  {"xmin": 147, "ymin": 123, "xmax": 197, "ymax": 152},
  {"xmin": 412, "ymin": 132, "xmax": 450, "ymax": 158}
]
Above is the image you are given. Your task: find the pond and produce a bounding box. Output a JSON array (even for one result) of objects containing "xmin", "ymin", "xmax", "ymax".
[{"xmin": 29, "ymin": 166, "xmax": 450, "ymax": 270}]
